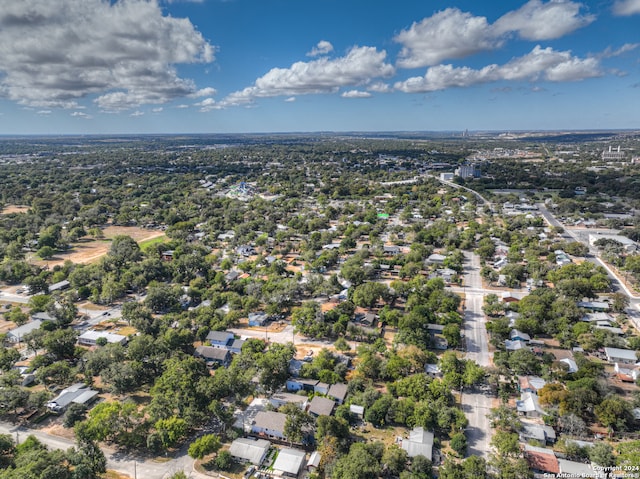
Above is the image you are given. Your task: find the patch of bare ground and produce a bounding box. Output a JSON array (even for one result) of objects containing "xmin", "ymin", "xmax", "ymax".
[
  {"xmin": 31, "ymin": 225, "xmax": 165, "ymax": 268},
  {"xmin": 0, "ymin": 205, "xmax": 30, "ymax": 215}
]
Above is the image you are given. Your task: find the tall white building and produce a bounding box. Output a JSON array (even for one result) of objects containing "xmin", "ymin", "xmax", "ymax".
[{"xmin": 602, "ymin": 146, "xmax": 625, "ymax": 161}]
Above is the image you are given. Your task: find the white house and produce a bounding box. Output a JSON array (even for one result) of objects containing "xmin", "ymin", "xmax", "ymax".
[
  {"xmin": 228, "ymin": 438, "xmax": 270, "ymax": 465},
  {"xmin": 273, "ymin": 448, "xmax": 306, "ymax": 477},
  {"xmin": 401, "ymin": 427, "xmax": 434, "ymax": 460},
  {"xmin": 251, "ymin": 411, "xmax": 287, "ymax": 441},
  {"xmin": 77, "ymin": 330, "xmax": 127, "ymax": 346},
  {"xmin": 604, "ymin": 347, "xmax": 638, "ymax": 365}
]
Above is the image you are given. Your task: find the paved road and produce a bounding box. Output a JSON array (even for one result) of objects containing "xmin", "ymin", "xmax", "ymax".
[
  {"xmin": 0, "ymin": 421, "xmax": 209, "ymax": 479},
  {"xmin": 459, "ymin": 251, "xmax": 493, "ymax": 458},
  {"xmin": 536, "ymin": 202, "xmax": 640, "ymax": 332}
]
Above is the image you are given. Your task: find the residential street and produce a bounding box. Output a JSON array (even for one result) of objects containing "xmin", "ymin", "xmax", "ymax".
[
  {"xmin": 459, "ymin": 251, "xmax": 493, "ymax": 458},
  {"xmin": 0, "ymin": 421, "xmax": 209, "ymax": 479}
]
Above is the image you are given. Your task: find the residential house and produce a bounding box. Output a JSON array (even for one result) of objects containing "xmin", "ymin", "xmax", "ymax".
[
  {"xmin": 426, "ymin": 253, "xmax": 446, "ymax": 265},
  {"xmin": 510, "ymin": 329, "xmax": 531, "ymax": 342},
  {"xmin": 437, "ymin": 267, "xmax": 457, "ymax": 283},
  {"xmin": 248, "ymin": 312, "xmax": 269, "ymax": 326},
  {"xmin": 308, "ymin": 396, "xmax": 335, "ymax": 417},
  {"xmin": 270, "ymin": 393, "xmax": 308, "ymax": 410},
  {"xmin": 560, "ymin": 358, "xmax": 579, "ymax": 373},
  {"xmin": 518, "ymin": 376, "xmax": 546, "ymax": 395},
  {"xmin": 505, "ymin": 340, "xmax": 528, "ymax": 351},
  {"xmin": 228, "ymin": 338, "xmax": 245, "ymax": 354},
  {"xmin": 307, "ymin": 451, "xmax": 321, "ymax": 472},
  {"xmin": 577, "ymin": 301, "xmax": 609, "ymax": 312},
  {"xmin": 228, "ymin": 438, "xmax": 270, "ymax": 465},
  {"xmin": 383, "ymin": 245, "xmax": 401, "ymax": 256},
  {"xmin": 594, "ymin": 324, "xmax": 624, "ymax": 335},
  {"xmin": 207, "ymin": 331, "xmax": 234, "ymax": 349},
  {"xmin": 31, "ymin": 312, "xmax": 55, "ymax": 322},
  {"xmin": 47, "ymin": 383, "xmax": 98, "ymax": 413},
  {"xmin": 501, "ymin": 292, "xmax": 521, "ymax": 303},
  {"xmin": 516, "ymin": 392, "xmax": 546, "ymax": 417},
  {"xmin": 525, "ymin": 445, "xmax": 560, "ymax": 476},
  {"xmin": 357, "ymin": 312, "xmax": 378, "ymax": 327},
  {"xmin": 519, "ymin": 422, "xmax": 556, "ymax": 445},
  {"xmin": 77, "ymin": 330, "xmax": 128, "ymax": 347},
  {"xmin": 604, "ymin": 347, "xmax": 638, "ymax": 365},
  {"xmin": 6, "ymin": 320, "xmax": 43, "ymax": 343},
  {"xmin": 327, "ymin": 383, "xmax": 348, "ymax": 405},
  {"xmin": 272, "ymin": 448, "xmax": 306, "ymax": 478},
  {"xmin": 401, "ymin": 427, "xmax": 434, "ymax": 460},
  {"xmin": 557, "ymin": 459, "xmax": 599, "ymax": 478},
  {"xmin": 48, "ymin": 280, "xmax": 70, "ymax": 293},
  {"xmin": 614, "ymin": 363, "xmax": 639, "ymax": 382},
  {"xmin": 581, "ymin": 312, "xmax": 614, "ymax": 323},
  {"xmin": 195, "ymin": 346, "xmax": 231, "ymax": 368},
  {"xmin": 350, "ymin": 404, "xmax": 365, "ymax": 419},
  {"xmin": 161, "ymin": 250, "xmax": 174, "ymax": 261},
  {"xmin": 287, "ymin": 378, "xmax": 319, "ymax": 393},
  {"xmin": 251, "ymin": 411, "xmax": 287, "ymax": 441}
]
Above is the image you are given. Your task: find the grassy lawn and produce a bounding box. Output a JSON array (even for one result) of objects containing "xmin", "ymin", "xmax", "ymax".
[{"xmin": 139, "ymin": 234, "xmax": 168, "ymax": 251}]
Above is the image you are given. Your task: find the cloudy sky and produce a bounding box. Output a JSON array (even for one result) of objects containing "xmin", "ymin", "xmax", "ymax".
[{"xmin": 0, "ymin": 0, "xmax": 638, "ymax": 134}]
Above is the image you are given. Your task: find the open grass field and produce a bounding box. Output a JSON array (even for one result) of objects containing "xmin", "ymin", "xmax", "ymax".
[{"xmin": 31, "ymin": 226, "xmax": 166, "ymax": 268}]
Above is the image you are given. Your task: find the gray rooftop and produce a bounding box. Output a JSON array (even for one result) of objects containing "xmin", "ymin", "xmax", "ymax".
[
  {"xmin": 402, "ymin": 427, "xmax": 434, "ymax": 459},
  {"xmin": 273, "ymin": 448, "xmax": 306, "ymax": 475},
  {"xmin": 228, "ymin": 438, "xmax": 270, "ymax": 465},
  {"xmin": 308, "ymin": 396, "xmax": 335, "ymax": 417}
]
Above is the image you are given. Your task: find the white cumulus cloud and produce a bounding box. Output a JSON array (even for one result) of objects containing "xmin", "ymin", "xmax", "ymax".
[
  {"xmin": 494, "ymin": 0, "xmax": 595, "ymax": 41},
  {"xmin": 220, "ymin": 46, "xmax": 394, "ymax": 107},
  {"xmin": 284, "ymin": 97, "xmax": 296, "ymax": 102},
  {"xmin": 394, "ymin": 46, "xmax": 601, "ymax": 92},
  {"xmin": 395, "ymin": 8, "xmax": 498, "ymax": 68},
  {"xmin": 613, "ymin": 0, "xmax": 640, "ymax": 15},
  {"xmin": 341, "ymin": 90, "xmax": 372, "ymax": 98},
  {"xmin": 395, "ymin": 1, "xmax": 594, "ymax": 68},
  {"xmin": 71, "ymin": 111, "xmax": 92, "ymax": 119},
  {"xmin": 0, "ymin": 0, "xmax": 215, "ymax": 110},
  {"xmin": 307, "ymin": 40, "xmax": 334, "ymax": 57}
]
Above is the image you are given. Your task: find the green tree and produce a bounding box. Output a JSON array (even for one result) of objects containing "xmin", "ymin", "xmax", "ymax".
[
  {"xmin": 382, "ymin": 444, "xmax": 408, "ymax": 476},
  {"xmin": 155, "ymin": 416, "xmax": 188, "ymax": 449},
  {"xmin": 491, "ymin": 431, "xmax": 520, "ymax": 457},
  {"xmin": 450, "ymin": 432, "xmax": 467, "ymax": 456},
  {"xmin": 187, "ymin": 434, "xmax": 222, "ymax": 459},
  {"xmin": 332, "ymin": 443, "xmax": 382, "ymax": 479}
]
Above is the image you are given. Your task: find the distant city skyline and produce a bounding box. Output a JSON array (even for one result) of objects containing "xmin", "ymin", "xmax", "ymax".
[{"xmin": 0, "ymin": 0, "xmax": 638, "ymax": 135}]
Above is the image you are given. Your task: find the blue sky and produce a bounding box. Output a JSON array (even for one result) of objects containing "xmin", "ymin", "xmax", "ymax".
[{"xmin": 0, "ymin": 0, "xmax": 638, "ymax": 134}]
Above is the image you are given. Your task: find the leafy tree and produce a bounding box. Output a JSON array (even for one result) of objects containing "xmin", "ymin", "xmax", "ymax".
[
  {"xmin": 589, "ymin": 442, "xmax": 615, "ymax": 467},
  {"xmin": 212, "ymin": 450, "xmax": 233, "ymax": 471},
  {"xmin": 352, "ymin": 282, "xmax": 389, "ymax": 309},
  {"xmin": 106, "ymin": 235, "xmax": 142, "ymax": 268},
  {"xmin": 382, "ymin": 444, "xmax": 408, "ymax": 476},
  {"xmin": 63, "ymin": 403, "xmax": 87, "ymax": 428},
  {"xmin": 595, "ymin": 396, "xmax": 633, "ymax": 432},
  {"xmin": 332, "ymin": 443, "xmax": 382, "ymax": 479},
  {"xmin": 155, "ymin": 416, "xmax": 188, "ymax": 449},
  {"xmin": 283, "ymin": 402, "xmax": 313, "ymax": 445},
  {"xmin": 256, "ymin": 343, "xmax": 296, "ymax": 394},
  {"xmin": 450, "ymin": 432, "xmax": 467, "ymax": 456},
  {"xmin": 0, "ymin": 347, "xmax": 20, "ymax": 372},
  {"xmin": 188, "ymin": 434, "xmax": 221, "ymax": 459},
  {"xmin": 490, "ymin": 431, "xmax": 520, "ymax": 457},
  {"xmin": 43, "ymin": 328, "xmax": 78, "ymax": 360}
]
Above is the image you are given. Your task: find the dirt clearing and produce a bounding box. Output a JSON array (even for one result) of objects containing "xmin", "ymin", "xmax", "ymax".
[{"xmin": 32, "ymin": 226, "xmax": 166, "ymax": 268}]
